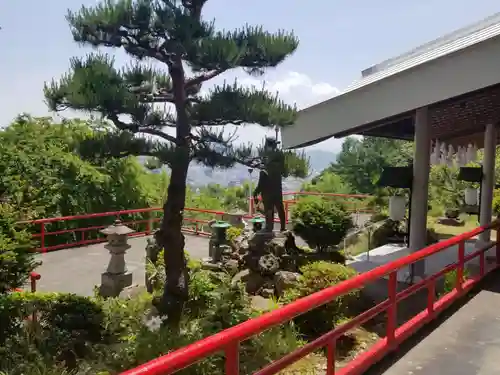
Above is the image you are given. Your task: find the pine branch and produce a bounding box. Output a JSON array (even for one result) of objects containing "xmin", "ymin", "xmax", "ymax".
[
  {"xmin": 191, "ymin": 81, "xmax": 297, "ymax": 127},
  {"xmin": 44, "ymin": 53, "xmax": 177, "ymax": 140},
  {"xmin": 66, "ymin": 1, "xmax": 298, "ymax": 74},
  {"xmin": 78, "ymin": 130, "xmax": 177, "ymax": 166}
]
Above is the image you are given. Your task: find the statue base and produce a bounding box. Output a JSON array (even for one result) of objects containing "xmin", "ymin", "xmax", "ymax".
[{"xmin": 99, "ymin": 271, "xmax": 133, "ymax": 297}]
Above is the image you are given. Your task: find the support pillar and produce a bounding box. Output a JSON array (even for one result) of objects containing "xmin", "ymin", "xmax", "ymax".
[
  {"xmin": 409, "ymin": 106, "xmax": 431, "ymax": 278},
  {"xmin": 479, "ymin": 123, "xmax": 497, "ymax": 243}
]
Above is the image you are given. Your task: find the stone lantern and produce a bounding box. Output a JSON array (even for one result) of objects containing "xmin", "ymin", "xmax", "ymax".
[
  {"xmin": 208, "ymin": 221, "xmax": 231, "ymax": 262},
  {"xmin": 99, "ymin": 219, "xmax": 134, "ymax": 297}
]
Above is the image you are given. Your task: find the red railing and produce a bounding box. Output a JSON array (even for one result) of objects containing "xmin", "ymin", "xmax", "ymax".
[
  {"xmin": 20, "ymin": 192, "xmax": 372, "ymax": 253},
  {"xmin": 121, "ymin": 221, "xmax": 500, "ymax": 375}
]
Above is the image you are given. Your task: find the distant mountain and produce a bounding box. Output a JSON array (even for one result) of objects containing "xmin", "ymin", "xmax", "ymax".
[
  {"xmin": 305, "ymin": 149, "xmax": 337, "ymax": 173},
  {"xmin": 139, "ymin": 149, "xmax": 337, "ymax": 188}
]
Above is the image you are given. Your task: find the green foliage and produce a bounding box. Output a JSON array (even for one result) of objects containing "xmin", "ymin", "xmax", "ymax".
[
  {"xmin": 323, "ymin": 137, "xmax": 412, "ymax": 194},
  {"xmin": 0, "ymin": 203, "xmax": 39, "ymax": 293},
  {"xmin": 0, "ymin": 292, "xmax": 105, "ymax": 372},
  {"xmin": 281, "ymin": 261, "xmax": 359, "ymax": 339},
  {"xmin": 226, "ymin": 226, "xmax": 243, "ymax": 243},
  {"xmin": 0, "ymin": 272, "xmax": 302, "ymax": 374},
  {"xmin": 429, "ymin": 165, "xmax": 472, "ymax": 210},
  {"xmin": 303, "ymin": 171, "xmax": 351, "ymax": 194},
  {"xmin": 493, "ymin": 193, "xmax": 500, "ymax": 216},
  {"xmin": 443, "ymin": 268, "xmax": 470, "ymax": 295},
  {"xmin": 291, "ymin": 197, "xmax": 353, "ymax": 251},
  {"xmin": 0, "ymin": 116, "xmax": 164, "ymax": 248}
]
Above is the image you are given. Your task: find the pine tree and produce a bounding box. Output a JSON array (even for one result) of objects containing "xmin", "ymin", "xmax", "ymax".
[{"xmin": 44, "ymin": 0, "xmax": 304, "ymax": 326}]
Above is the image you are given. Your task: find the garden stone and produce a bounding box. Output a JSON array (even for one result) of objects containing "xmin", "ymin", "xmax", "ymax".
[
  {"xmin": 274, "ymin": 271, "xmax": 301, "ymax": 296},
  {"xmin": 231, "ymin": 269, "xmax": 265, "ymax": 294},
  {"xmin": 223, "ymin": 259, "xmax": 239, "ymax": 275},
  {"xmin": 258, "ymin": 253, "xmax": 280, "ymax": 275},
  {"xmin": 260, "ymin": 288, "xmax": 274, "ymax": 298},
  {"xmin": 437, "ymin": 217, "xmax": 464, "ymax": 226},
  {"xmin": 119, "ymin": 284, "xmax": 147, "ymax": 299}
]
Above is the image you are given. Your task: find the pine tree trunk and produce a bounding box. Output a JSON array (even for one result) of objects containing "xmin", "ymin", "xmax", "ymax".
[
  {"xmin": 157, "ymin": 59, "xmax": 191, "ymax": 328},
  {"xmin": 158, "ymin": 145, "xmax": 190, "ymax": 328}
]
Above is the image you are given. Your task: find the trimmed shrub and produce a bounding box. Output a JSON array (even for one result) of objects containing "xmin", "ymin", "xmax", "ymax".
[
  {"xmin": 291, "ymin": 198, "xmax": 353, "ymax": 252},
  {"xmin": 281, "ymin": 261, "xmax": 359, "ymax": 339},
  {"xmin": 226, "ymin": 226, "xmax": 243, "ymax": 243}
]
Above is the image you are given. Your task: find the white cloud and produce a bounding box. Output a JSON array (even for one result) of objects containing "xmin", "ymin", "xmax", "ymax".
[
  {"xmin": 236, "ymin": 71, "xmax": 340, "ymax": 109},
  {"xmin": 212, "ymin": 70, "xmax": 342, "ymax": 152}
]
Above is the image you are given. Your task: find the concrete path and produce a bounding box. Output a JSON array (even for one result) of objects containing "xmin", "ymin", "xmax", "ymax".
[
  {"xmin": 34, "ymin": 235, "xmax": 210, "ymax": 296},
  {"xmin": 367, "ymin": 270, "xmax": 500, "ymax": 375}
]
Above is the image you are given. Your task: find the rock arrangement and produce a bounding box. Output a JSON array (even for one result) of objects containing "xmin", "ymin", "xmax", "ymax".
[{"xmin": 202, "ymin": 227, "xmax": 341, "ymax": 299}]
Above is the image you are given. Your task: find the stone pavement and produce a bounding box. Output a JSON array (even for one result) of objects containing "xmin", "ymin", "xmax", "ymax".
[{"xmin": 34, "ymin": 235, "xmax": 210, "ymax": 296}]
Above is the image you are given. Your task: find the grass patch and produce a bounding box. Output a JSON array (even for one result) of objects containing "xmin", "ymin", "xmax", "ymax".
[
  {"xmin": 344, "ymin": 233, "xmax": 370, "ymax": 257},
  {"xmin": 427, "ymin": 214, "xmax": 482, "ymax": 240}
]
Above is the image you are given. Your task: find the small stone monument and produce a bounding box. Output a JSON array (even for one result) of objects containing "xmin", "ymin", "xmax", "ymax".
[
  {"xmin": 99, "ymin": 220, "xmax": 134, "ymax": 297},
  {"xmin": 222, "ymin": 210, "xmax": 246, "ymax": 229}
]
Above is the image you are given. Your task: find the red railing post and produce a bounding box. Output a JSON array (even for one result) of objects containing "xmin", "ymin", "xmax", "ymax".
[
  {"xmin": 146, "ymin": 210, "xmax": 152, "ymax": 235},
  {"xmin": 456, "ymin": 241, "xmax": 465, "ymax": 291},
  {"xmin": 427, "ymin": 279, "xmax": 435, "ymax": 319},
  {"xmin": 225, "ymin": 342, "xmax": 239, "ymax": 375},
  {"xmin": 386, "ymin": 271, "xmax": 397, "ymax": 349},
  {"xmin": 326, "ymin": 340, "xmax": 336, "ymax": 375},
  {"xmin": 480, "ymin": 251, "xmax": 485, "ymax": 276},
  {"xmin": 30, "ymin": 272, "xmax": 41, "ymax": 323},
  {"xmin": 284, "ymin": 201, "xmax": 289, "ymax": 224},
  {"xmin": 40, "ymin": 223, "xmax": 46, "ymax": 253}
]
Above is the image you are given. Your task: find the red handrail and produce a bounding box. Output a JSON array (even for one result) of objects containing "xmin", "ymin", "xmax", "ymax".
[
  {"xmin": 19, "ymin": 192, "xmax": 372, "ymax": 253},
  {"xmin": 121, "ymin": 220, "xmax": 500, "ymax": 375}
]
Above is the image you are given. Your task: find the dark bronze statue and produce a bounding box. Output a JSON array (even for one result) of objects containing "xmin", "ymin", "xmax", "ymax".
[{"xmin": 253, "ymin": 138, "xmax": 286, "ymax": 232}]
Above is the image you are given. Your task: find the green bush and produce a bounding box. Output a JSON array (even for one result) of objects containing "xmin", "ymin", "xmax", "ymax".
[
  {"xmin": 281, "ymin": 261, "xmax": 359, "ymax": 340},
  {"xmin": 88, "ymin": 277, "xmax": 302, "ymax": 374},
  {"xmin": 442, "ymin": 268, "xmax": 470, "ymax": 295},
  {"xmin": 291, "ymin": 197, "xmax": 353, "ymax": 252},
  {"xmin": 0, "ymin": 203, "xmax": 40, "ymax": 294},
  {"xmin": 0, "ymin": 292, "xmax": 105, "ymax": 372},
  {"xmin": 226, "ymin": 226, "xmax": 243, "ymax": 243}
]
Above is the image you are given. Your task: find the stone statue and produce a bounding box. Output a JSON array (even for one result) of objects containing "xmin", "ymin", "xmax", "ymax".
[{"xmin": 253, "ymin": 138, "xmax": 286, "ymax": 232}]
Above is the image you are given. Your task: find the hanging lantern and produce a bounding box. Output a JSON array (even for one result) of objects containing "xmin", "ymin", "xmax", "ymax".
[
  {"xmin": 389, "ymin": 196, "xmax": 406, "ymax": 221},
  {"xmin": 430, "ymin": 140, "xmax": 440, "ymax": 165},
  {"xmin": 464, "ymin": 188, "xmax": 478, "ymax": 206},
  {"xmin": 446, "ymin": 144, "xmax": 455, "ymax": 167},
  {"xmin": 440, "ymin": 142, "xmax": 448, "ymax": 165},
  {"xmin": 456, "ymin": 146, "xmax": 466, "ymax": 167},
  {"xmin": 471, "ymin": 144, "xmax": 478, "ymax": 162},
  {"xmin": 466, "ymin": 143, "xmax": 476, "ymax": 163}
]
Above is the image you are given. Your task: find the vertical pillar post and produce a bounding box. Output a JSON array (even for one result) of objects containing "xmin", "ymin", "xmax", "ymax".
[
  {"xmin": 479, "ymin": 123, "xmax": 496, "ymax": 243},
  {"xmin": 409, "ymin": 106, "xmax": 431, "ymax": 278}
]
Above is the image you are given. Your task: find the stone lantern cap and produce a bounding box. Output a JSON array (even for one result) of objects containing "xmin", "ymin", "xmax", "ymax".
[
  {"xmin": 249, "ymin": 216, "xmax": 265, "ymax": 224},
  {"xmin": 100, "ymin": 219, "xmax": 135, "ymax": 236},
  {"xmin": 211, "ymin": 220, "xmax": 231, "ymax": 229}
]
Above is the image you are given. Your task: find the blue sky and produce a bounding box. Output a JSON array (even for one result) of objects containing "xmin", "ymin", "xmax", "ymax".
[{"xmin": 1, "ymin": 0, "xmax": 499, "ymax": 152}]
